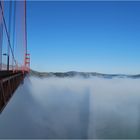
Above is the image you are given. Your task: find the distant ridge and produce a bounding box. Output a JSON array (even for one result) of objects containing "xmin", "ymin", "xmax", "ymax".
[{"xmin": 29, "ymin": 70, "xmax": 140, "ymax": 79}]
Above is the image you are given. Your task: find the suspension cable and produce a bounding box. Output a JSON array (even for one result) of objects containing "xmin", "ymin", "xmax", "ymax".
[
  {"xmin": 24, "ymin": 0, "xmax": 27, "ymax": 61},
  {"xmin": 8, "ymin": 1, "xmax": 12, "ymax": 57},
  {"xmin": 12, "ymin": 1, "xmax": 16, "ymax": 68},
  {"xmin": 0, "ymin": 1, "xmax": 16, "ymax": 65}
]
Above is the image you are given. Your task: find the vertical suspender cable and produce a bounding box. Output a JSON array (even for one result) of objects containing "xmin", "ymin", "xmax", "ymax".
[
  {"xmin": 7, "ymin": 0, "xmax": 12, "ymax": 70},
  {"xmin": 0, "ymin": 1, "xmax": 3, "ymax": 70},
  {"xmin": 25, "ymin": 0, "xmax": 27, "ymax": 54},
  {"xmin": 24, "ymin": 0, "xmax": 27, "ymax": 69},
  {"xmin": 8, "ymin": 1, "xmax": 12, "ymax": 58},
  {"xmin": 12, "ymin": 1, "xmax": 16, "ymax": 70}
]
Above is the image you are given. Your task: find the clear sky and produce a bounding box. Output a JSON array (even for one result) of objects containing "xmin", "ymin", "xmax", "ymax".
[{"xmin": 27, "ymin": 1, "xmax": 140, "ymax": 74}]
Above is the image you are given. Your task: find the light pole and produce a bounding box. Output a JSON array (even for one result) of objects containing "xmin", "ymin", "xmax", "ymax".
[{"xmin": 3, "ymin": 53, "xmax": 9, "ymax": 71}]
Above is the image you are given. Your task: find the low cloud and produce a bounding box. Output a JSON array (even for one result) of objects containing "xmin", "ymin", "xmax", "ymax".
[{"xmin": 0, "ymin": 76, "xmax": 140, "ymax": 139}]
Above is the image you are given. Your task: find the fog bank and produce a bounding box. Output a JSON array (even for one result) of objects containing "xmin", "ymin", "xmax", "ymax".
[{"xmin": 0, "ymin": 76, "xmax": 140, "ymax": 138}]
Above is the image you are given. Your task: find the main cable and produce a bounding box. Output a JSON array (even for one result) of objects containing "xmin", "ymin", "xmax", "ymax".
[{"xmin": 0, "ymin": 1, "xmax": 16, "ymax": 65}]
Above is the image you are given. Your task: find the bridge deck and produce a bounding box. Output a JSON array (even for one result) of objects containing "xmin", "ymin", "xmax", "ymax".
[{"xmin": 0, "ymin": 71, "xmax": 25, "ymax": 113}]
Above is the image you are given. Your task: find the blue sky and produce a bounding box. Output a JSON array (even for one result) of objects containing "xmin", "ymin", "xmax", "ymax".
[{"xmin": 27, "ymin": 1, "xmax": 140, "ymax": 74}]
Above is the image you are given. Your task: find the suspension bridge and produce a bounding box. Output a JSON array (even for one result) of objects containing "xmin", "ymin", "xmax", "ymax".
[{"xmin": 0, "ymin": 1, "xmax": 30, "ymax": 113}]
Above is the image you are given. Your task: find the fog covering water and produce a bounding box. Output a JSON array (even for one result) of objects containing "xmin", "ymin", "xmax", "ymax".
[{"xmin": 0, "ymin": 76, "xmax": 140, "ymax": 139}]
